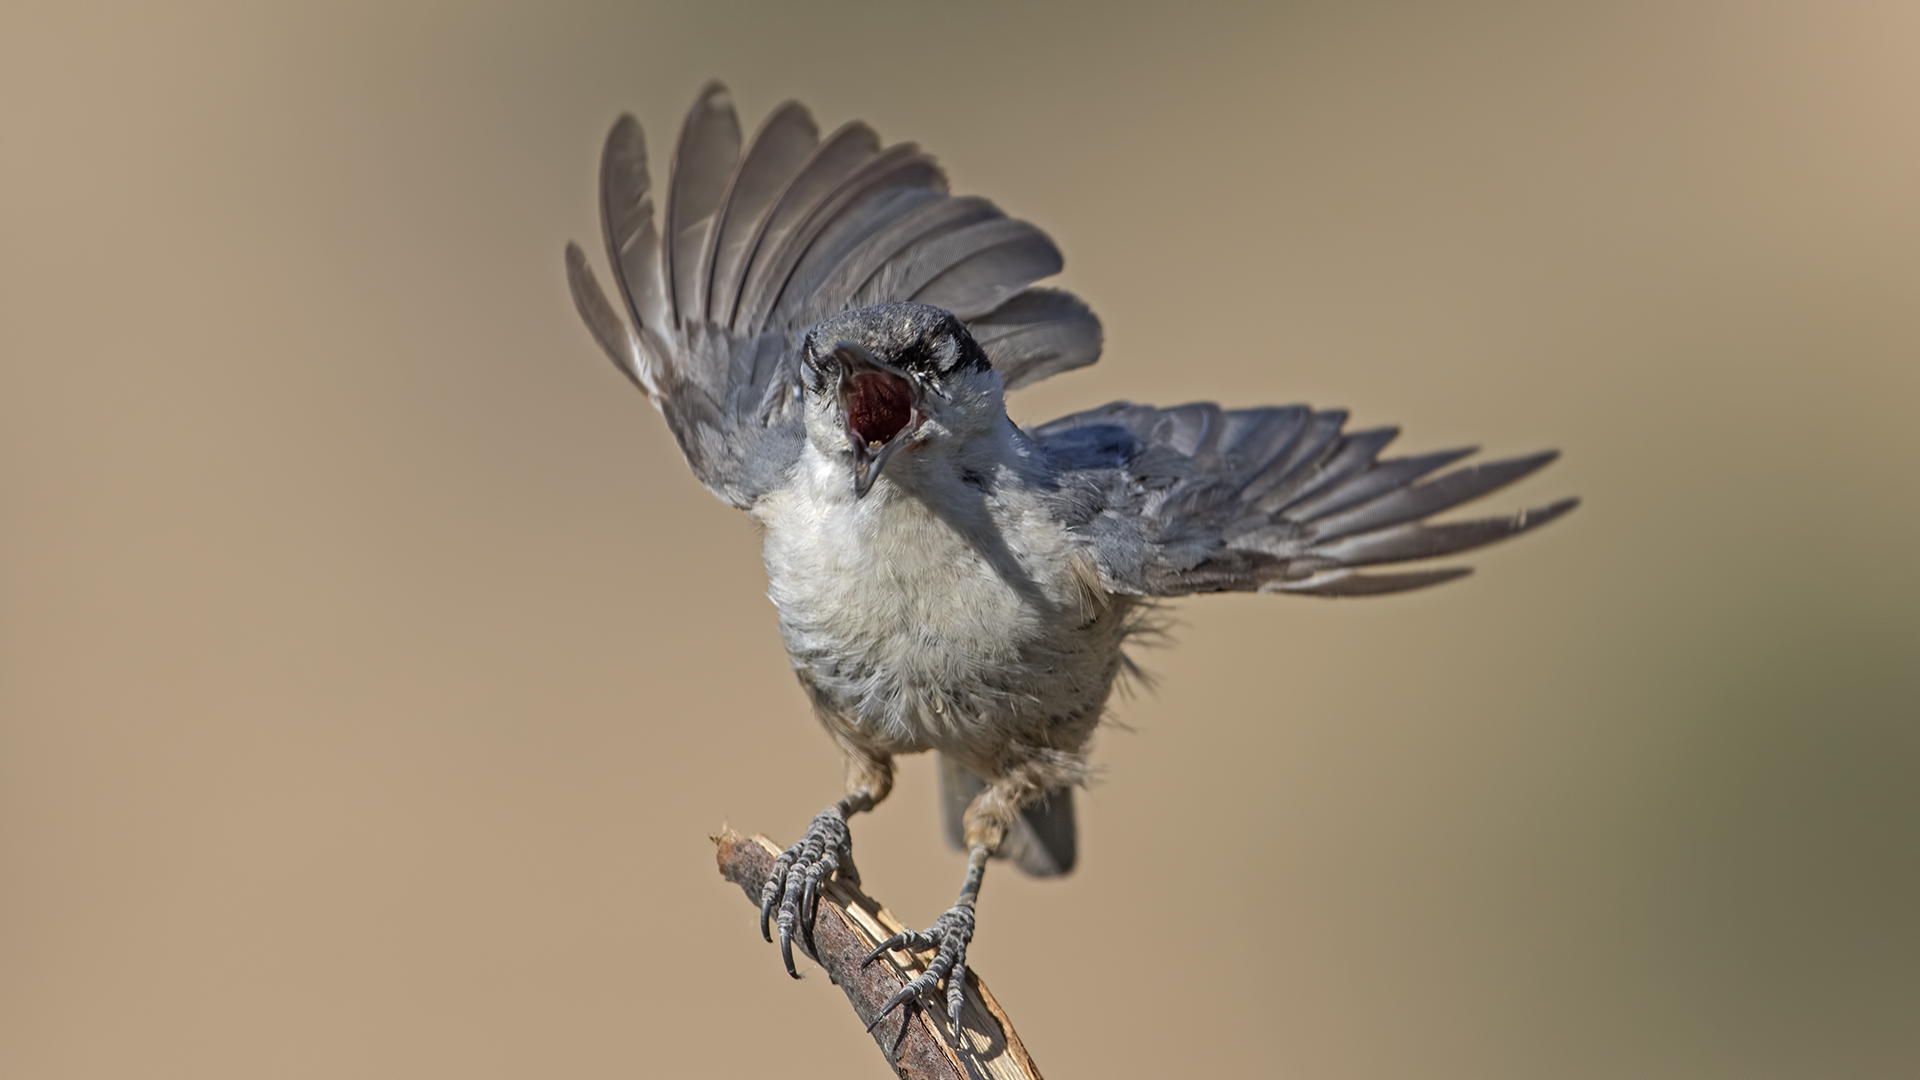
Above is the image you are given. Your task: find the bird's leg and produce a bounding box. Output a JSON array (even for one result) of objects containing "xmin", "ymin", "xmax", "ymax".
[
  {"xmin": 860, "ymin": 766, "xmax": 1040, "ymax": 1046},
  {"xmin": 759, "ymin": 749, "xmax": 892, "ymax": 978},
  {"xmin": 861, "ymin": 842, "xmax": 986, "ymax": 1046}
]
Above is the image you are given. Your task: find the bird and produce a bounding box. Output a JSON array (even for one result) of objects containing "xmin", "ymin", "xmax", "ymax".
[{"xmin": 563, "ymin": 82, "xmax": 1576, "ymax": 1045}]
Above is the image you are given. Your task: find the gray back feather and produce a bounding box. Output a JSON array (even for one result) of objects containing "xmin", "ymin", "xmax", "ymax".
[{"xmin": 565, "ymin": 84, "xmax": 1103, "ymax": 509}]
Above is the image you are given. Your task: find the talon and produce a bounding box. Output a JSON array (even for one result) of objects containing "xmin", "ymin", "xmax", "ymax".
[
  {"xmin": 867, "ymin": 982, "xmax": 921, "ymax": 1030},
  {"xmin": 863, "ymin": 900, "xmax": 977, "ymax": 1042},
  {"xmin": 862, "ymin": 931, "xmax": 910, "ymax": 967},
  {"xmin": 946, "ymin": 974, "xmax": 966, "ymax": 1042},
  {"xmin": 757, "ymin": 855, "xmax": 792, "ymax": 944},
  {"xmin": 885, "ymin": 999, "xmax": 916, "ymax": 1058},
  {"xmin": 759, "ymin": 805, "xmax": 856, "ymax": 978},
  {"xmin": 778, "ymin": 921, "xmax": 799, "ymax": 979},
  {"xmin": 800, "ymin": 876, "xmax": 819, "ymax": 955},
  {"xmin": 801, "ymin": 851, "xmax": 837, "ymax": 957}
]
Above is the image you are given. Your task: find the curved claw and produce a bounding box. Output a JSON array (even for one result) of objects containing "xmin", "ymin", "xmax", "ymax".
[
  {"xmin": 946, "ymin": 971, "xmax": 966, "ymax": 1044},
  {"xmin": 776, "ymin": 857, "xmax": 809, "ymax": 975},
  {"xmin": 778, "ymin": 920, "xmax": 800, "ymax": 979},
  {"xmin": 862, "ymin": 930, "xmax": 916, "ymax": 967},
  {"xmin": 800, "ymin": 875, "xmax": 820, "ymax": 955},
  {"xmin": 800, "ymin": 848, "xmax": 838, "ymax": 958},
  {"xmin": 885, "ymin": 998, "xmax": 916, "ymax": 1058},
  {"xmin": 757, "ymin": 851, "xmax": 795, "ymax": 943},
  {"xmin": 760, "ymin": 806, "xmax": 853, "ymax": 978},
  {"xmin": 864, "ymin": 992, "xmax": 928, "ymax": 1062},
  {"xmin": 862, "ymin": 902, "xmax": 977, "ymax": 1040},
  {"xmin": 866, "ymin": 981, "xmax": 922, "ymax": 1032}
]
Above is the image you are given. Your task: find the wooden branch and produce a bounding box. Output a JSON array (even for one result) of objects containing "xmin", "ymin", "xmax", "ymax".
[{"xmin": 714, "ymin": 829, "xmax": 1043, "ymax": 1080}]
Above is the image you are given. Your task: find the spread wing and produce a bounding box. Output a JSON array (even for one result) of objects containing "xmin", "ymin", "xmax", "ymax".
[
  {"xmin": 1033, "ymin": 402, "xmax": 1577, "ymax": 597},
  {"xmin": 564, "ymin": 83, "xmax": 1104, "ymax": 509}
]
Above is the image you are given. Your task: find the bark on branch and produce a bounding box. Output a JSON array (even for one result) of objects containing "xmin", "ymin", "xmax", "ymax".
[{"xmin": 714, "ymin": 829, "xmax": 1043, "ymax": 1080}]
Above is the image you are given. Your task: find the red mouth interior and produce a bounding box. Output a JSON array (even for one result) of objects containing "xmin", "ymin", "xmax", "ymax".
[{"xmin": 846, "ymin": 371, "xmax": 913, "ymax": 447}]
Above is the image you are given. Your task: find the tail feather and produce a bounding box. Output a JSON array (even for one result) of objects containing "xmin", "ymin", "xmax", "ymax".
[{"xmin": 938, "ymin": 754, "xmax": 1077, "ymax": 878}]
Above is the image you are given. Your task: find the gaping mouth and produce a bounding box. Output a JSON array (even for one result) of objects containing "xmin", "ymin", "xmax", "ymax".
[
  {"xmin": 832, "ymin": 343, "xmax": 921, "ymax": 498},
  {"xmin": 846, "ymin": 371, "xmax": 913, "ymax": 448}
]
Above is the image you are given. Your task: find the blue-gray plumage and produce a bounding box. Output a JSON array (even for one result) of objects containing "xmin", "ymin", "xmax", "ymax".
[{"xmin": 563, "ymin": 82, "xmax": 1575, "ymax": 1046}]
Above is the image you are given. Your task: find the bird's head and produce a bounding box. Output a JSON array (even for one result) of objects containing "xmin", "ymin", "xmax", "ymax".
[{"xmin": 798, "ymin": 302, "xmax": 1004, "ymax": 498}]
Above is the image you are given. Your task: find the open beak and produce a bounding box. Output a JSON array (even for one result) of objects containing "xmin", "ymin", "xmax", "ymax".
[{"xmin": 832, "ymin": 342, "xmax": 922, "ymax": 498}]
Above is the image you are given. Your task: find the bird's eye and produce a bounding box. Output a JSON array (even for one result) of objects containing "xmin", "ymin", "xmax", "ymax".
[{"xmin": 802, "ymin": 352, "xmax": 833, "ymax": 389}]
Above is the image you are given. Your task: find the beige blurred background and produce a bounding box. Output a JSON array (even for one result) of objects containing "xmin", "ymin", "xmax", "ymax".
[{"xmin": 3, "ymin": 1, "xmax": 1917, "ymax": 1077}]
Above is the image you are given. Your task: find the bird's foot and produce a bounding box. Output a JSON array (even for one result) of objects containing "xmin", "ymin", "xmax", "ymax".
[
  {"xmin": 861, "ymin": 902, "xmax": 976, "ymax": 1045},
  {"xmin": 758, "ymin": 805, "xmax": 856, "ymax": 978}
]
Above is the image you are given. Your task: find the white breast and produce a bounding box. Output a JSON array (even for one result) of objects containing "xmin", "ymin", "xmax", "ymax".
[{"xmin": 755, "ymin": 440, "xmax": 1121, "ymax": 753}]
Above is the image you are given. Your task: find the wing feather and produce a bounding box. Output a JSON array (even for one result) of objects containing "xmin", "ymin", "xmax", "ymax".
[
  {"xmin": 1036, "ymin": 403, "xmax": 1575, "ymax": 597},
  {"xmin": 744, "ymin": 143, "xmax": 947, "ymax": 333},
  {"xmin": 564, "ymin": 85, "xmax": 1101, "ymax": 511},
  {"xmin": 1281, "ymin": 447, "xmax": 1475, "ymax": 521},
  {"xmin": 791, "ymin": 195, "xmax": 1003, "ymax": 329},
  {"xmin": 1263, "ymin": 426, "xmax": 1399, "ymax": 514},
  {"xmin": 1307, "ymin": 498, "xmax": 1579, "ymax": 566},
  {"xmin": 1269, "ymin": 567, "xmax": 1475, "ymax": 596},
  {"xmin": 1243, "ymin": 410, "xmax": 1348, "ymax": 508},
  {"xmin": 702, "ymin": 102, "xmax": 819, "ymax": 326},
  {"xmin": 969, "ymin": 288, "xmax": 1103, "ymax": 390},
  {"xmin": 727, "ymin": 121, "xmax": 882, "ymax": 334},
  {"xmin": 598, "ymin": 115, "xmax": 668, "ymax": 340},
  {"xmin": 909, "ymin": 219, "xmax": 1064, "ymax": 318},
  {"xmin": 663, "ymin": 83, "xmax": 741, "ymax": 327},
  {"xmin": 770, "ymin": 186, "xmax": 948, "ymax": 329},
  {"xmin": 564, "ymin": 242, "xmax": 649, "ymax": 392},
  {"xmin": 1306, "ymin": 451, "xmax": 1561, "ymax": 539}
]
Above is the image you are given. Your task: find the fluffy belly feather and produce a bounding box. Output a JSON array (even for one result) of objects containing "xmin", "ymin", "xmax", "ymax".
[{"xmin": 757, "ymin": 458, "xmax": 1129, "ymax": 760}]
